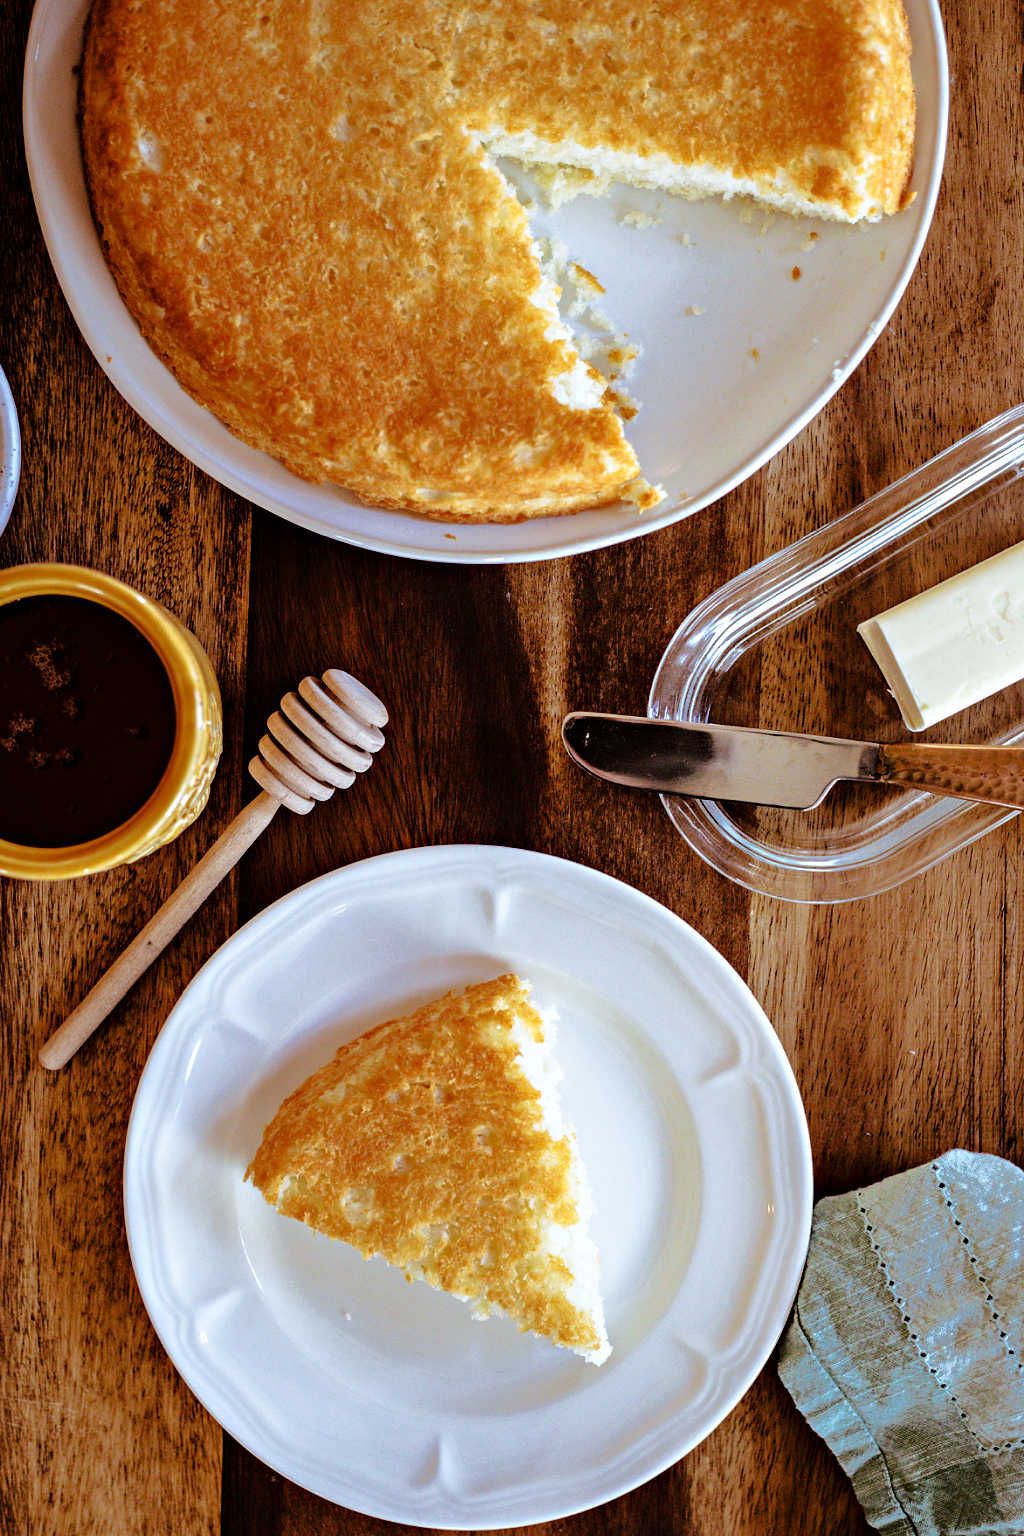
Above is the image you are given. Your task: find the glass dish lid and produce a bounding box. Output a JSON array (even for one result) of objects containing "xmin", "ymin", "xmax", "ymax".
[{"xmin": 649, "ymin": 404, "xmax": 1024, "ymax": 903}]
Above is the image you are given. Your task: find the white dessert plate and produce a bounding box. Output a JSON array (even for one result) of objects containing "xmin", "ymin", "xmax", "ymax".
[
  {"xmin": 25, "ymin": 1, "xmax": 946, "ymax": 564},
  {"xmin": 124, "ymin": 845, "xmax": 811, "ymax": 1528}
]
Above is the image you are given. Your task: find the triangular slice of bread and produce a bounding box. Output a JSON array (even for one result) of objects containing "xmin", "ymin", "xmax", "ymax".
[{"xmin": 246, "ymin": 974, "xmax": 611, "ymax": 1364}]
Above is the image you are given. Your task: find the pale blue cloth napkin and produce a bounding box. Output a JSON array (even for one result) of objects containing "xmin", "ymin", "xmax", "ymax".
[{"xmin": 778, "ymin": 1150, "xmax": 1024, "ymax": 1535}]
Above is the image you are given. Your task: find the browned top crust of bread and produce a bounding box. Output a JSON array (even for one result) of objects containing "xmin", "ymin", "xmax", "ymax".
[
  {"xmin": 246, "ymin": 975, "xmax": 606, "ymax": 1358},
  {"xmin": 80, "ymin": 0, "xmax": 914, "ymax": 522}
]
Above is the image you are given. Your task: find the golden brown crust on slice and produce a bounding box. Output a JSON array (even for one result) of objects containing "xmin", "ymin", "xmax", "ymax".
[
  {"xmin": 80, "ymin": 0, "xmax": 914, "ymax": 521},
  {"xmin": 246, "ymin": 975, "xmax": 608, "ymax": 1360}
]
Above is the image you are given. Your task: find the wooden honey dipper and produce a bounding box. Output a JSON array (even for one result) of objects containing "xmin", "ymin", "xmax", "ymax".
[{"xmin": 39, "ymin": 668, "xmax": 387, "ymax": 1070}]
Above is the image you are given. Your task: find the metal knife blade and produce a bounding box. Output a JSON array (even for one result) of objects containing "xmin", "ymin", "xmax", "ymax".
[{"xmin": 562, "ymin": 713, "xmax": 880, "ymax": 810}]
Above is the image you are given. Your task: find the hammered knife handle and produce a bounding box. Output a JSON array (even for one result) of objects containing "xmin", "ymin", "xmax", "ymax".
[{"xmin": 876, "ymin": 743, "xmax": 1024, "ymax": 810}]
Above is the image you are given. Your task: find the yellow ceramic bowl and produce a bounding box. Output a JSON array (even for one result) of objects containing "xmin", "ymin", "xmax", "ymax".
[{"xmin": 0, "ymin": 564, "xmax": 222, "ymax": 880}]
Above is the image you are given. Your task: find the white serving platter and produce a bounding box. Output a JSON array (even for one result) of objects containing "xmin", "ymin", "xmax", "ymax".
[{"xmin": 25, "ymin": 0, "xmax": 946, "ymax": 563}]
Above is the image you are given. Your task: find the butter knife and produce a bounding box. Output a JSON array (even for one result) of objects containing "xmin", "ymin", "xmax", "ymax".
[{"xmin": 562, "ymin": 713, "xmax": 1024, "ymax": 811}]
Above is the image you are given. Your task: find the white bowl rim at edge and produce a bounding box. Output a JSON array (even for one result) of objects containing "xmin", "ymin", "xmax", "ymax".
[{"xmin": 0, "ymin": 365, "xmax": 21, "ymax": 538}]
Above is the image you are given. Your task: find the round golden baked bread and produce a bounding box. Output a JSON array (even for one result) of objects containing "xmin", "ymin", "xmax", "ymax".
[{"xmin": 80, "ymin": 0, "xmax": 914, "ymax": 523}]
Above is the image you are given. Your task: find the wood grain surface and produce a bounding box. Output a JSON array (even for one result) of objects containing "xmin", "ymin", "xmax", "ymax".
[{"xmin": 2, "ymin": 1, "xmax": 1023, "ymax": 1532}]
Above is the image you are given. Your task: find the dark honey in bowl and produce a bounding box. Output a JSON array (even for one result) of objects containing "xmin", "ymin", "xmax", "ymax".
[{"xmin": 0, "ymin": 595, "xmax": 177, "ymax": 848}]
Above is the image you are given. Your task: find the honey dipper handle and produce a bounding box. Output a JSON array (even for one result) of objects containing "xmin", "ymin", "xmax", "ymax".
[
  {"xmin": 39, "ymin": 792, "xmax": 281, "ymax": 1070},
  {"xmin": 876, "ymin": 743, "xmax": 1024, "ymax": 810}
]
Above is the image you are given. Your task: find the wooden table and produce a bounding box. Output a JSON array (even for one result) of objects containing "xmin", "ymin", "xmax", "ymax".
[{"xmin": 2, "ymin": 1, "xmax": 1022, "ymax": 1531}]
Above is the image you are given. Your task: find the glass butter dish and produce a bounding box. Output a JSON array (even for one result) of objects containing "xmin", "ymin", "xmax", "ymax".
[{"xmin": 649, "ymin": 405, "xmax": 1024, "ymax": 903}]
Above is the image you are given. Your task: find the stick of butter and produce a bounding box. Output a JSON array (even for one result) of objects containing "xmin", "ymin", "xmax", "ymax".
[{"xmin": 858, "ymin": 539, "xmax": 1024, "ymax": 731}]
